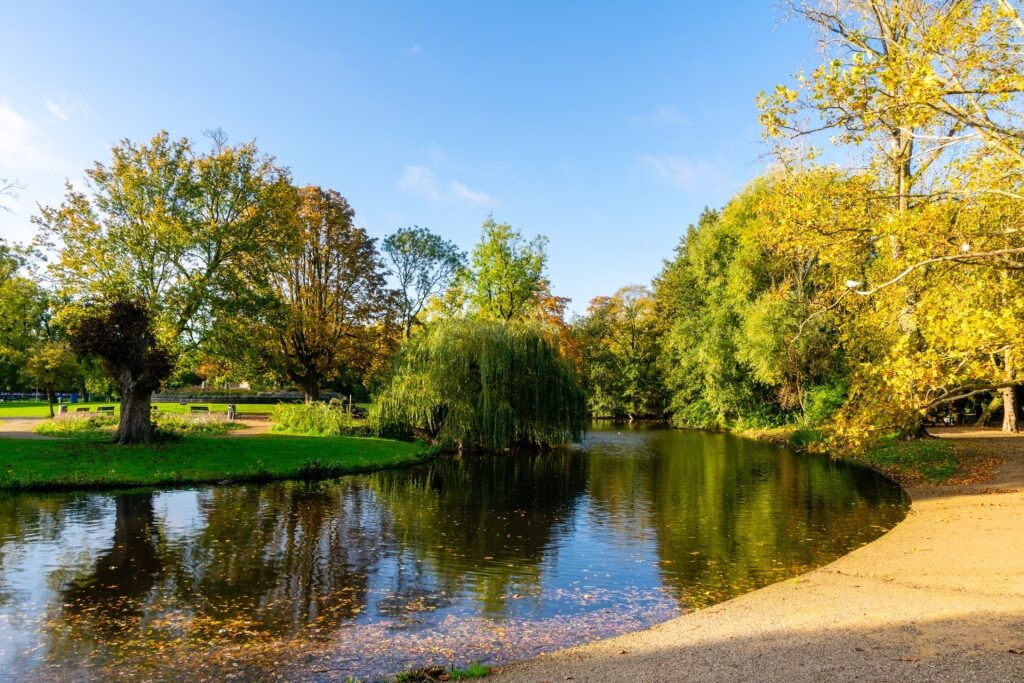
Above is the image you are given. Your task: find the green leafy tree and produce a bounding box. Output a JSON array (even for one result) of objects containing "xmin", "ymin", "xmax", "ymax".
[
  {"xmin": 382, "ymin": 226, "xmax": 465, "ymax": 337},
  {"xmin": 575, "ymin": 286, "xmax": 666, "ymax": 419},
  {"xmin": 21, "ymin": 341, "xmax": 81, "ymax": 417},
  {"xmin": 373, "ymin": 319, "xmax": 587, "ymax": 451},
  {"xmin": 462, "ymin": 218, "xmax": 550, "ymax": 322},
  {"xmin": 34, "ymin": 131, "xmax": 295, "ymax": 443}
]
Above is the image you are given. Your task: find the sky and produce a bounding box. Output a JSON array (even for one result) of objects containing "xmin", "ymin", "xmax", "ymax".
[{"xmin": 0, "ymin": 1, "xmax": 817, "ymax": 315}]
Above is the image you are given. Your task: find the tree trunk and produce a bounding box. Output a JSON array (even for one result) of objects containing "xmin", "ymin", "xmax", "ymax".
[
  {"xmin": 1002, "ymin": 347, "xmax": 1019, "ymax": 434},
  {"xmin": 117, "ymin": 379, "xmax": 154, "ymax": 445},
  {"xmin": 301, "ymin": 371, "xmax": 321, "ymax": 403},
  {"xmin": 46, "ymin": 388, "xmax": 56, "ymax": 418},
  {"xmin": 1003, "ymin": 386, "xmax": 1019, "ymax": 433},
  {"xmin": 975, "ymin": 394, "xmax": 1002, "ymax": 427}
]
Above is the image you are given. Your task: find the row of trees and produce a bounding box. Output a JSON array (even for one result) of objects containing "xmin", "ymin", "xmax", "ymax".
[
  {"xmin": 573, "ymin": 0, "xmax": 1024, "ymax": 444},
  {"xmin": 1, "ymin": 132, "xmax": 581, "ymax": 444}
]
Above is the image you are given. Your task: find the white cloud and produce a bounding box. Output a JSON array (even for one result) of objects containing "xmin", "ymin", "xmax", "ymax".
[
  {"xmin": 447, "ymin": 180, "xmax": 494, "ymax": 206},
  {"xmin": 403, "ymin": 44, "xmax": 423, "ymax": 56},
  {"xmin": 45, "ymin": 99, "xmax": 69, "ymax": 121},
  {"xmin": 397, "ymin": 165, "xmax": 496, "ymax": 207},
  {"xmin": 633, "ymin": 105, "xmax": 690, "ymax": 127},
  {"xmin": 635, "ymin": 154, "xmax": 727, "ymax": 193},
  {"xmin": 0, "ymin": 102, "xmax": 67, "ymax": 173},
  {"xmin": 396, "ymin": 165, "xmax": 442, "ymax": 202}
]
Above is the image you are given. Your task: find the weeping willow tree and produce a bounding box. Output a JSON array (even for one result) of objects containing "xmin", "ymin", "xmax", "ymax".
[{"xmin": 373, "ymin": 319, "xmax": 587, "ymax": 451}]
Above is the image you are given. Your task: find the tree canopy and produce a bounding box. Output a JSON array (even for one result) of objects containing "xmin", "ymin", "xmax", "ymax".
[
  {"xmin": 373, "ymin": 319, "xmax": 587, "ymax": 451},
  {"xmin": 382, "ymin": 226, "xmax": 464, "ymax": 338}
]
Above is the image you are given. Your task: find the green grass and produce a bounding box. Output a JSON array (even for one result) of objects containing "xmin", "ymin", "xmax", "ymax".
[
  {"xmin": 0, "ymin": 401, "xmax": 281, "ymax": 418},
  {"xmin": 860, "ymin": 437, "xmax": 960, "ymax": 484},
  {"xmin": 0, "ymin": 434, "xmax": 434, "ymax": 490},
  {"xmin": 450, "ymin": 663, "xmax": 492, "ymax": 679},
  {"xmin": 394, "ymin": 663, "xmax": 491, "ymax": 682}
]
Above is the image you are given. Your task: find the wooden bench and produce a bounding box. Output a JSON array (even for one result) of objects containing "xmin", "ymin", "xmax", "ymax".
[
  {"xmin": 75, "ymin": 407, "xmax": 91, "ymax": 413},
  {"xmin": 96, "ymin": 406, "xmax": 115, "ymax": 414},
  {"xmin": 190, "ymin": 405, "xmax": 210, "ymax": 413}
]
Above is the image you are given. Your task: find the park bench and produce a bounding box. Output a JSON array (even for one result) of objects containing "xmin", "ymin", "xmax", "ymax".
[
  {"xmin": 96, "ymin": 406, "xmax": 115, "ymax": 414},
  {"xmin": 190, "ymin": 405, "xmax": 210, "ymax": 414},
  {"xmin": 75, "ymin": 407, "xmax": 90, "ymax": 413}
]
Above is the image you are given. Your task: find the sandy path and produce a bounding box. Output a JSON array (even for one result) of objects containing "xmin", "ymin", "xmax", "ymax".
[
  {"xmin": 0, "ymin": 418, "xmax": 53, "ymax": 439},
  {"xmin": 495, "ymin": 429, "xmax": 1024, "ymax": 682},
  {"xmin": 0, "ymin": 416, "xmax": 273, "ymax": 439}
]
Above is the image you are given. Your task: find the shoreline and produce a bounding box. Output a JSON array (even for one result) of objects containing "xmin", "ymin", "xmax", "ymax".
[{"xmin": 493, "ymin": 427, "xmax": 1024, "ymax": 682}]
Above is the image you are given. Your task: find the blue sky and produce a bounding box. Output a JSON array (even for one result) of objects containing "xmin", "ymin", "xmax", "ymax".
[{"xmin": 0, "ymin": 1, "xmax": 815, "ymax": 314}]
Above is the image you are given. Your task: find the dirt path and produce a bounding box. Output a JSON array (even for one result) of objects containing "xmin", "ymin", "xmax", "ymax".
[
  {"xmin": 223, "ymin": 418, "xmax": 272, "ymax": 436},
  {"xmin": 495, "ymin": 428, "xmax": 1024, "ymax": 682},
  {"xmin": 0, "ymin": 418, "xmax": 53, "ymax": 440},
  {"xmin": 0, "ymin": 417, "xmax": 273, "ymax": 439}
]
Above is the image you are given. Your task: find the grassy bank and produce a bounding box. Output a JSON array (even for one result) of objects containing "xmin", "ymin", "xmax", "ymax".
[
  {"xmin": 740, "ymin": 426, "xmax": 961, "ymax": 485},
  {"xmin": 0, "ymin": 434, "xmax": 434, "ymax": 490}
]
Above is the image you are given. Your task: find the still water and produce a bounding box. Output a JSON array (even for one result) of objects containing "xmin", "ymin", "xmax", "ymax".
[{"xmin": 0, "ymin": 425, "xmax": 906, "ymax": 681}]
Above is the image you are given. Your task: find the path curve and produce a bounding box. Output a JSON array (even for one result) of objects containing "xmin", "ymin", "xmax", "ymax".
[{"xmin": 494, "ymin": 428, "xmax": 1024, "ymax": 682}]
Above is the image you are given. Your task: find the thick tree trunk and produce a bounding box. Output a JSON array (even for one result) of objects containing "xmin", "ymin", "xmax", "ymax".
[
  {"xmin": 117, "ymin": 379, "xmax": 154, "ymax": 445},
  {"xmin": 1003, "ymin": 386, "xmax": 1019, "ymax": 433},
  {"xmin": 46, "ymin": 388, "xmax": 56, "ymax": 418},
  {"xmin": 301, "ymin": 371, "xmax": 321, "ymax": 403}
]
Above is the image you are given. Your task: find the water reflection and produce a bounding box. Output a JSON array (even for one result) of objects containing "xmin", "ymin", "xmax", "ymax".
[{"xmin": 0, "ymin": 425, "xmax": 906, "ymax": 681}]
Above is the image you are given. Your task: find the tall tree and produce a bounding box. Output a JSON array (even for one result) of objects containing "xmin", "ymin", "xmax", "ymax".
[
  {"xmin": 0, "ymin": 276, "xmax": 50, "ymax": 391},
  {"xmin": 35, "ymin": 131, "xmax": 295, "ymax": 443},
  {"xmin": 272, "ymin": 186, "xmax": 395, "ymax": 401},
  {"xmin": 463, "ymin": 218, "xmax": 550, "ymax": 322},
  {"xmin": 760, "ymin": 0, "xmax": 1024, "ymax": 433},
  {"xmin": 382, "ymin": 226, "xmax": 465, "ymax": 338}
]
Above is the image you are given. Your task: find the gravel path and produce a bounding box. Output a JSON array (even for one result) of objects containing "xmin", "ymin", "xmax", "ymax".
[
  {"xmin": 494, "ymin": 428, "xmax": 1024, "ymax": 682},
  {"xmin": 0, "ymin": 418, "xmax": 53, "ymax": 439}
]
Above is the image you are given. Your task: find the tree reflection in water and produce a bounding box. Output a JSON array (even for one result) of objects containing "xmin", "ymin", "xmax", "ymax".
[{"xmin": 0, "ymin": 425, "xmax": 905, "ymax": 681}]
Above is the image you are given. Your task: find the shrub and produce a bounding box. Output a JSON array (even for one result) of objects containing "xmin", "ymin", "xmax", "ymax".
[
  {"xmin": 35, "ymin": 413, "xmax": 238, "ymax": 439},
  {"xmin": 36, "ymin": 414, "xmax": 117, "ymax": 438},
  {"xmin": 270, "ymin": 402, "xmax": 373, "ymax": 437},
  {"xmin": 804, "ymin": 380, "xmax": 849, "ymax": 426}
]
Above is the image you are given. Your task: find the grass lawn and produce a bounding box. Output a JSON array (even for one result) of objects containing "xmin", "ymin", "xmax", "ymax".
[
  {"xmin": 0, "ymin": 434, "xmax": 434, "ymax": 490},
  {"xmin": 858, "ymin": 437, "xmax": 960, "ymax": 484}
]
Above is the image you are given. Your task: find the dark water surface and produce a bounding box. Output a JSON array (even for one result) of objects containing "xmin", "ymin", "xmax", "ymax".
[{"xmin": 0, "ymin": 425, "xmax": 906, "ymax": 681}]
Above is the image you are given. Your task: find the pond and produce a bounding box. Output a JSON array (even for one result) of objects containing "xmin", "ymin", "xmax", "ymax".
[{"xmin": 0, "ymin": 424, "xmax": 907, "ymax": 681}]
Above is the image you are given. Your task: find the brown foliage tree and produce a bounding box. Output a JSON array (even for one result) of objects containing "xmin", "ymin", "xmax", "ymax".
[{"xmin": 274, "ymin": 186, "xmax": 396, "ymax": 401}]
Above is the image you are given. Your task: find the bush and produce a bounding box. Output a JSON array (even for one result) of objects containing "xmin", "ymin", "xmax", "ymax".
[
  {"xmin": 804, "ymin": 380, "xmax": 849, "ymax": 426},
  {"xmin": 36, "ymin": 414, "xmax": 117, "ymax": 438},
  {"xmin": 270, "ymin": 402, "xmax": 373, "ymax": 437},
  {"xmin": 35, "ymin": 413, "xmax": 239, "ymax": 439},
  {"xmin": 155, "ymin": 414, "xmax": 240, "ymax": 437}
]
